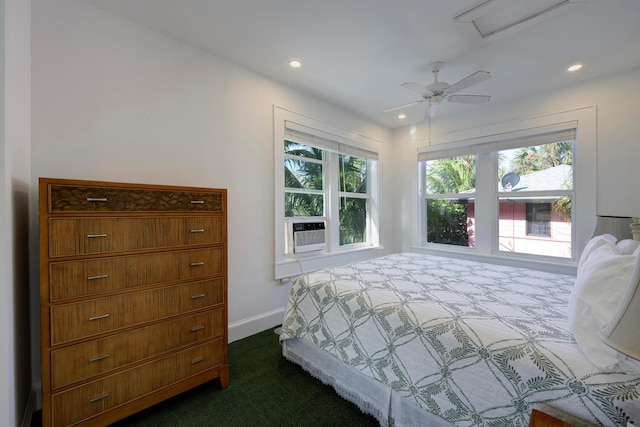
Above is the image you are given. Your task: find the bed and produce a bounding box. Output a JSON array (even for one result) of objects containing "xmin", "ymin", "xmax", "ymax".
[{"xmin": 279, "ymin": 219, "xmax": 640, "ymax": 426}]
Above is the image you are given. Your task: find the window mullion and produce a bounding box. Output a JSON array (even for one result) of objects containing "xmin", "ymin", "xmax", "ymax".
[
  {"xmin": 327, "ymin": 152, "xmax": 340, "ymax": 251},
  {"xmin": 474, "ymin": 152, "xmax": 495, "ymax": 255}
]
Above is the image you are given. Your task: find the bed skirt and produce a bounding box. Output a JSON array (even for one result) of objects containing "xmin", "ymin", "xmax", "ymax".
[{"xmin": 281, "ymin": 337, "xmax": 454, "ymax": 427}]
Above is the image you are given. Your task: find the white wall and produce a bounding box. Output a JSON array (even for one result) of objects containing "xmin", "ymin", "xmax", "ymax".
[
  {"xmin": 1, "ymin": 0, "xmax": 32, "ymax": 426},
  {"xmin": 30, "ymin": 0, "xmax": 392, "ymax": 400},
  {"xmin": 27, "ymin": 0, "xmax": 640, "ymax": 420},
  {"xmin": 391, "ymin": 67, "xmax": 640, "ymax": 253}
]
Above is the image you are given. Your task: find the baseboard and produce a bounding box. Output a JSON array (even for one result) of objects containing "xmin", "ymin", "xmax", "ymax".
[
  {"xmin": 228, "ymin": 307, "xmax": 285, "ymax": 343},
  {"xmin": 21, "ymin": 385, "xmax": 39, "ymax": 427}
]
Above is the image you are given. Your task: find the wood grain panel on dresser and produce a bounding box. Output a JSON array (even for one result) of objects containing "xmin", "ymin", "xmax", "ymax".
[{"xmin": 40, "ymin": 178, "xmax": 228, "ymax": 427}]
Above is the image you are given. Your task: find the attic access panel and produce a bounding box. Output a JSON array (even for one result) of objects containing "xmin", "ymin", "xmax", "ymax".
[{"xmin": 455, "ymin": 0, "xmax": 571, "ymax": 39}]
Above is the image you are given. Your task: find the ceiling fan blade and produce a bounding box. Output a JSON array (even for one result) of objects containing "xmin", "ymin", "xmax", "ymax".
[
  {"xmin": 401, "ymin": 82, "xmax": 432, "ymax": 95},
  {"xmin": 447, "ymin": 94, "xmax": 491, "ymax": 104},
  {"xmin": 444, "ymin": 70, "xmax": 490, "ymax": 95},
  {"xmin": 383, "ymin": 99, "xmax": 427, "ymax": 113}
]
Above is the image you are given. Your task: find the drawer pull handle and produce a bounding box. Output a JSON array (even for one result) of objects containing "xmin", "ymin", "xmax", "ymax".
[
  {"xmin": 89, "ymin": 353, "xmax": 110, "ymax": 362},
  {"xmin": 191, "ymin": 293, "xmax": 206, "ymax": 299},
  {"xmin": 89, "ymin": 393, "xmax": 110, "ymax": 403},
  {"xmin": 191, "ymin": 229, "xmax": 205, "ymax": 233},
  {"xmin": 191, "ymin": 325, "xmax": 205, "ymax": 332},
  {"xmin": 87, "ymin": 234, "xmax": 108, "ymax": 239},
  {"xmin": 190, "ymin": 261, "xmax": 205, "ymax": 266},
  {"xmin": 191, "ymin": 200, "xmax": 205, "ymax": 204},
  {"xmin": 191, "ymin": 356, "xmax": 206, "ymax": 364},
  {"xmin": 87, "ymin": 198, "xmax": 108, "ymax": 202},
  {"xmin": 88, "ymin": 274, "xmax": 108, "ymax": 281},
  {"xmin": 89, "ymin": 313, "xmax": 110, "ymax": 321}
]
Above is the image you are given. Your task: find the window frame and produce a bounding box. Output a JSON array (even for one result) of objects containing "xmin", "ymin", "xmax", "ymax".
[
  {"xmin": 412, "ymin": 107, "xmax": 596, "ymax": 274},
  {"xmin": 274, "ymin": 107, "xmax": 382, "ymax": 280}
]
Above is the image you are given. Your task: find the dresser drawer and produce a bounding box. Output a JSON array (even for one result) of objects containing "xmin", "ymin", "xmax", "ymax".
[
  {"xmin": 49, "ymin": 247, "xmax": 224, "ymax": 302},
  {"xmin": 50, "ymin": 278, "xmax": 224, "ymax": 345},
  {"xmin": 51, "ymin": 338, "xmax": 224, "ymax": 427},
  {"xmin": 48, "ymin": 216, "xmax": 223, "ymax": 257},
  {"xmin": 51, "ymin": 309, "xmax": 223, "ymax": 389},
  {"xmin": 49, "ymin": 184, "xmax": 224, "ymax": 213}
]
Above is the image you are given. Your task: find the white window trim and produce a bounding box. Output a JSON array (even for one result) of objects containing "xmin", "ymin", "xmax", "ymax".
[
  {"xmin": 412, "ymin": 106, "xmax": 596, "ymax": 275},
  {"xmin": 274, "ymin": 106, "xmax": 383, "ymax": 280}
]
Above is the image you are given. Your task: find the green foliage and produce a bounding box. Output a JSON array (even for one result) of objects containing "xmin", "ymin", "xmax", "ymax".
[
  {"xmin": 340, "ymin": 197, "xmax": 366, "ymax": 245},
  {"xmin": 426, "ymin": 199, "xmax": 469, "ymax": 245},
  {"xmin": 510, "ymin": 141, "xmax": 572, "ymax": 176},
  {"xmin": 284, "ymin": 141, "xmax": 369, "ymax": 245},
  {"xmin": 425, "ymin": 155, "xmax": 474, "ymax": 246},
  {"xmin": 426, "ymin": 155, "xmax": 475, "ymax": 194}
]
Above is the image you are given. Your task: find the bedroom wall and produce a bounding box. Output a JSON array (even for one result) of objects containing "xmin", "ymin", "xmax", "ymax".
[
  {"xmin": 391, "ymin": 67, "xmax": 640, "ymax": 253},
  {"xmin": 2, "ymin": 0, "xmax": 32, "ymax": 425},
  {"xmin": 30, "ymin": 0, "xmax": 393, "ymax": 405}
]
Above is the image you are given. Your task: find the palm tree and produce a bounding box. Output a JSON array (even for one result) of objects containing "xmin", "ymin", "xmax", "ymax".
[
  {"xmin": 339, "ymin": 155, "xmax": 367, "ymax": 244},
  {"xmin": 426, "ymin": 155, "xmax": 475, "ymax": 194},
  {"xmin": 284, "ymin": 140, "xmax": 324, "ymax": 217},
  {"xmin": 510, "ymin": 141, "xmax": 572, "ymax": 175},
  {"xmin": 425, "ymin": 155, "xmax": 475, "ymax": 245},
  {"xmin": 284, "ymin": 143, "xmax": 370, "ymax": 245}
]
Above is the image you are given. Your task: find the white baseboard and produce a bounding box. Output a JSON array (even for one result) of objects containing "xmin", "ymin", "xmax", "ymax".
[{"xmin": 228, "ymin": 307, "xmax": 285, "ymax": 343}]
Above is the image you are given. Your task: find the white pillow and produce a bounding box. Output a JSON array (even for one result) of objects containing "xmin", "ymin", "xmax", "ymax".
[
  {"xmin": 569, "ymin": 237, "xmax": 640, "ymax": 369},
  {"xmin": 616, "ymin": 239, "xmax": 640, "ymax": 255},
  {"xmin": 577, "ymin": 233, "xmax": 617, "ymax": 274}
]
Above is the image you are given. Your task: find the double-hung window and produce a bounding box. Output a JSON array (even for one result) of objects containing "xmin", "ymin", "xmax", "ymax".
[
  {"xmin": 283, "ymin": 125, "xmax": 377, "ymax": 251},
  {"xmin": 274, "ymin": 108, "xmax": 381, "ymax": 279},
  {"xmin": 419, "ymin": 126, "xmax": 578, "ymax": 262}
]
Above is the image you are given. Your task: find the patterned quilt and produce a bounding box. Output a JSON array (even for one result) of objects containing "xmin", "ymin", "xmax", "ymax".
[{"xmin": 280, "ymin": 253, "xmax": 640, "ymax": 426}]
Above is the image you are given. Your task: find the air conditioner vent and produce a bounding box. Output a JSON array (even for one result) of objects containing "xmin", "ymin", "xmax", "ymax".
[{"xmin": 292, "ymin": 222, "xmax": 326, "ymax": 253}]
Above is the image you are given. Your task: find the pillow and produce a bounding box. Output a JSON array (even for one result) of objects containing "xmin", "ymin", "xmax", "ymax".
[
  {"xmin": 568, "ymin": 237, "xmax": 640, "ymax": 369},
  {"xmin": 616, "ymin": 238, "xmax": 640, "ymax": 255},
  {"xmin": 577, "ymin": 233, "xmax": 616, "ymax": 274}
]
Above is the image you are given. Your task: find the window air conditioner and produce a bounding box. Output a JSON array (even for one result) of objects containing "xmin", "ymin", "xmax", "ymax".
[{"xmin": 290, "ymin": 221, "xmax": 326, "ymax": 254}]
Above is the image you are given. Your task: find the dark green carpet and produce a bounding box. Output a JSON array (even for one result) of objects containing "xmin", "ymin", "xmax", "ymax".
[{"xmin": 36, "ymin": 327, "xmax": 377, "ymax": 426}]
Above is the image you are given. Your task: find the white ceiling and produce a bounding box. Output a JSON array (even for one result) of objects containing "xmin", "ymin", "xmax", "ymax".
[{"xmin": 78, "ymin": 0, "xmax": 640, "ymax": 129}]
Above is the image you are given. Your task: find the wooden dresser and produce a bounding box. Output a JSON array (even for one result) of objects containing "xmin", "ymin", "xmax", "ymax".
[{"xmin": 39, "ymin": 178, "xmax": 228, "ymax": 427}]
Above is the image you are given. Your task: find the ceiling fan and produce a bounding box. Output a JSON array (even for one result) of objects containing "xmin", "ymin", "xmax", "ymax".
[{"xmin": 385, "ymin": 61, "xmax": 491, "ymax": 118}]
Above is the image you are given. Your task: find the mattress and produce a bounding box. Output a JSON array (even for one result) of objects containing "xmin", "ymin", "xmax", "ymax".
[{"xmin": 280, "ymin": 252, "xmax": 640, "ymax": 427}]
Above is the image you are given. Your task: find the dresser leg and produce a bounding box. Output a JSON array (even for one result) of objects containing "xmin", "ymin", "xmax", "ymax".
[{"xmin": 219, "ymin": 365, "xmax": 230, "ymax": 389}]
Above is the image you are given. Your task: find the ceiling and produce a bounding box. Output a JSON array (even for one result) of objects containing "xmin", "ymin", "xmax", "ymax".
[{"xmin": 78, "ymin": 0, "xmax": 640, "ymax": 129}]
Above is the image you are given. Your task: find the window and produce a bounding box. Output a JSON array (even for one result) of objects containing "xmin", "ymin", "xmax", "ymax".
[
  {"xmin": 283, "ymin": 136, "xmax": 375, "ymax": 251},
  {"xmin": 274, "ymin": 107, "xmax": 381, "ymax": 279},
  {"xmin": 339, "ymin": 154, "xmax": 369, "ymax": 245},
  {"xmin": 284, "ymin": 140, "xmax": 324, "ymax": 217},
  {"xmin": 526, "ymin": 203, "xmax": 551, "ymax": 237},
  {"xmin": 419, "ymin": 127, "xmax": 576, "ymax": 261},
  {"xmin": 424, "ymin": 155, "xmax": 475, "ymax": 247}
]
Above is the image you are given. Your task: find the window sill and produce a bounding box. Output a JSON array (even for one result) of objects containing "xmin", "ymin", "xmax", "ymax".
[
  {"xmin": 274, "ymin": 245, "xmax": 385, "ymax": 280},
  {"xmin": 410, "ymin": 245, "xmax": 577, "ymax": 276}
]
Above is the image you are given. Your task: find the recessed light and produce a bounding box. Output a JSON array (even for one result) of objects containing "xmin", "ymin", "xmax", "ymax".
[
  {"xmin": 398, "ymin": 114, "xmax": 406, "ymax": 119},
  {"xmin": 567, "ymin": 63, "xmax": 583, "ymax": 72},
  {"xmin": 289, "ymin": 59, "xmax": 302, "ymax": 68}
]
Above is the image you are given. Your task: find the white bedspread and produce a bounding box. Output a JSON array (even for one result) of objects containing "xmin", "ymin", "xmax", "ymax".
[{"xmin": 280, "ymin": 253, "xmax": 640, "ymax": 426}]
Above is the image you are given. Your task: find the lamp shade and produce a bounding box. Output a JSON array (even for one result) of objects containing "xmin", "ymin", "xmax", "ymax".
[
  {"xmin": 590, "ymin": 216, "xmax": 633, "ymax": 240},
  {"xmin": 600, "ymin": 261, "xmax": 640, "ymax": 361}
]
